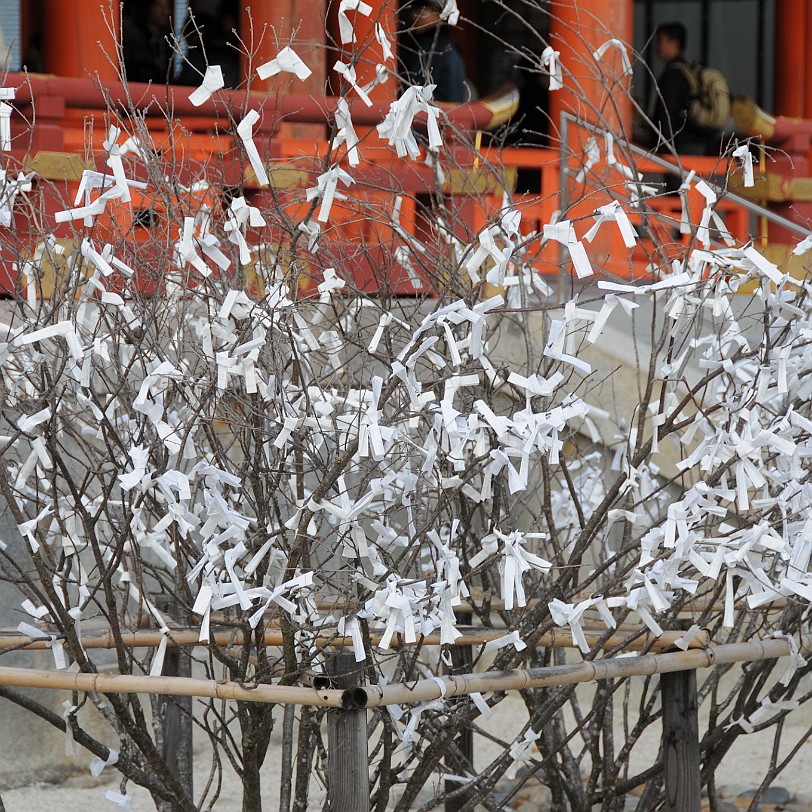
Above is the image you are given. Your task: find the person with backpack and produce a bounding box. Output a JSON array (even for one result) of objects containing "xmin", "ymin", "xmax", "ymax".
[{"xmin": 650, "ymin": 22, "xmax": 730, "ymax": 190}]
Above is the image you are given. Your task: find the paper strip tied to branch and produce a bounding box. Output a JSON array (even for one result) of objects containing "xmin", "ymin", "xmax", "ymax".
[
  {"xmin": 17, "ymin": 621, "xmax": 67, "ymax": 668},
  {"xmin": 732, "ymin": 143, "xmax": 754, "ymax": 188},
  {"xmin": 0, "ymin": 170, "xmax": 33, "ymax": 227},
  {"xmin": 15, "ymin": 321, "xmax": 84, "ymax": 360},
  {"xmin": 338, "ymin": 615, "xmax": 366, "ymax": 661},
  {"xmin": 543, "ymin": 318, "xmax": 592, "ymax": 375},
  {"xmin": 694, "ymin": 179, "xmax": 735, "ymax": 248},
  {"xmin": 225, "ymin": 195, "xmax": 266, "ymax": 264},
  {"xmin": 543, "ymin": 220, "xmax": 593, "ymax": 278},
  {"xmin": 62, "ymin": 700, "xmax": 78, "ymax": 756},
  {"xmin": 174, "ymin": 216, "xmax": 212, "ymax": 276},
  {"xmin": 495, "ymin": 530, "xmax": 551, "ymax": 611},
  {"xmin": 0, "ymin": 102, "xmax": 11, "ymax": 151},
  {"xmin": 55, "ymin": 160, "xmax": 146, "ymax": 226},
  {"xmin": 236, "ymin": 110, "xmax": 269, "ymax": 187},
  {"xmin": 548, "ymin": 598, "xmax": 596, "ymax": 653},
  {"xmin": 378, "ymin": 85, "xmax": 442, "ymax": 158},
  {"xmin": 90, "ymin": 748, "xmax": 118, "ymax": 777},
  {"xmin": 306, "ymin": 165, "xmax": 355, "ymax": 222},
  {"xmin": 105, "ymin": 791, "xmax": 133, "ymax": 810},
  {"xmin": 338, "ymin": 0, "xmax": 372, "ymax": 43},
  {"xmin": 482, "ymin": 629, "xmax": 526, "ymax": 655},
  {"xmin": 334, "ymin": 60, "xmax": 373, "ymax": 106},
  {"xmin": 792, "ymin": 234, "xmax": 812, "ymax": 256},
  {"xmin": 592, "ymin": 38, "xmax": 632, "ymax": 76},
  {"xmin": 439, "ymin": 0, "xmax": 460, "ymax": 25},
  {"xmin": 376, "ymin": 23, "xmax": 394, "ymax": 61},
  {"xmin": 188, "ymin": 65, "xmax": 224, "ymax": 106},
  {"xmin": 584, "ymin": 200, "xmax": 638, "ymax": 248},
  {"xmin": 507, "ymin": 729, "xmax": 538, "ymax": 780},
  {"xmin": 331, "ymin": 98, "xmax": 361, "ymax": 166},
  {"xmin": 540, "ymin": 46, "xmax": 563, "ymax": 91},
  {"xmin": 257, "ymin": 46, "xmax": 312, "ymax": 81},
  {"xmin": 362, "ymin": 576, "xmax": 428, "ymax": 650},
  {"xmin": 574, "ymin": 137, "xmax": 600, "ymax": 183}
]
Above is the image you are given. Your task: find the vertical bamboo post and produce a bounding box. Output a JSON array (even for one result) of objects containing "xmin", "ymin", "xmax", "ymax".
[
  {"xmin": 661, "ymin": 669, "xmax": 701, "ymax": 811},
  {"xmin": 327, "ymin": 651, "xmax": 369, "ymax": 812},
  {"xmin": 445, "ymin": 611, "xmax": 474, "ymax": 812}
]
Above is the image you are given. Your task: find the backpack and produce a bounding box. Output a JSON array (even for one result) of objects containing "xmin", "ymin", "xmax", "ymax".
[{"xmin": 679, "ymin": 62, "xmax": 732, "ymax": 131}]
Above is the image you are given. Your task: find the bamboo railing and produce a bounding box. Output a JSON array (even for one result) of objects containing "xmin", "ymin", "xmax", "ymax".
[
  {"xmin": 0, "ymin": 634, "xmax": 805, "ymax": 708},
  {"xmin": 346, "ymin": 635, "xmax": 812, "ymax": 708},
  {"xmin": 0, "ymin": 625, "xmax": 709, "ymax": 654},
  {"xmin": 0, "ymin": 664, "xmax": 342, "ymax": 706}
]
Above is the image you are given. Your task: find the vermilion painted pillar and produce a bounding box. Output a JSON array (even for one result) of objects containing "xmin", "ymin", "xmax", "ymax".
[
  {"xmin": 240, "ymin": 0, "xmax": 326, "ymax": 93},
  {"xmin": 240, "ymin": 0, "xmax": 328, "ymax": 141},
  {"xmin": 548, "ymin": 0, "xmax": 633, "ymax": 277},
  {"xmin": 344, "ymin": 0, "xmax": 397, "ymax": 104},
  {"xmin": 548, "ymin": 0, "xmax": 634, "ymax": 138},
  {"xmin": 774, "ymin": 0, "xmax": 806, "ymax": 118},
  {"xmin": 805, "ymin": 4, "xmax": 812, "ymax": 119},
  {"xmin": 42, "ymin": 0, "xmax": 120, "ymax": 80}
]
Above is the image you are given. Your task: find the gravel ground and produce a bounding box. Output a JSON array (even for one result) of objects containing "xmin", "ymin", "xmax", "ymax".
[{"xmin": 4, "ymin": 687, "xmax": 812, "ymax": 811}]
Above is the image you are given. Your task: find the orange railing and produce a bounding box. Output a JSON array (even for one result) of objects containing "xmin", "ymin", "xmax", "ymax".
[{"xmin": 0, "ymin": 73, "xmax": 775, "ymax": 296}]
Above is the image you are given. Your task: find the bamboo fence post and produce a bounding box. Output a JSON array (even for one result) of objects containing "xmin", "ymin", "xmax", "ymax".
[
  {"xmin": 661, "ymin": 669, "xmax": 701, "ymax": 811},
  {"xmin": 327, "ymin": 651, "xmax": 370, "ymax": 812}
]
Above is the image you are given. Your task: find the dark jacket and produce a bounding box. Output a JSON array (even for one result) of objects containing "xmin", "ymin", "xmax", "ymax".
[
  {"xmin": 400, "ymin": 27, "xmax": 467, "ymax": 103},
  {"xmin": 652, "ymin": 56, "xmax": 709, "ymax": 155},
  {"xmin": 177, "ymin": 14, "xmax": 241, "ymax": 88},
  {"xmin": 123, "ymin": 17, "xmax": 174, "ymax": 84}
]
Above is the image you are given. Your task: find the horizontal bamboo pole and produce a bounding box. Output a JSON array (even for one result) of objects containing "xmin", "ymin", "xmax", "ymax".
[
  {"xmin": 347, "ymin": 635, "xmax": 812, "ymax": 709},
  {"xmin": 0, "ymin": 637, "xmax": 805, "ymax": 708},
  {"xmin": 312, "ymin": 596, "xmax": 786, "ymax": 614},
  {"xmin": 0, "ymin": 665, "xmax": 344, "ymax": 706},
  {"xmin": 0, "ymin": 626, "xmax": 708, "ymax": 653}
]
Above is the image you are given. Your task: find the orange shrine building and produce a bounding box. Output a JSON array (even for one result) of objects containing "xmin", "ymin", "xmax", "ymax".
[{"xmin": 0, "ymin": 1, "xmax": 809, "ymax": 288}]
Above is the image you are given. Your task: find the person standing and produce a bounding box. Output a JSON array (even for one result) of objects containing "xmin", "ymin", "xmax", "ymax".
[
  {"xmin": 122, "ymin": 0, "xmax": 175, "ymax": 84},
  {"xmin": 178, "ymin": 0, "xmax": 241, "ymax": 89},
  {"xmin": 650, "ymin": 21, "xmax": 715, "ymax": 193},
  {"xmin": 400, "ymin": 1, "xmax": 468, "ymax": 103},
  {"xmin": 651, "ymin": 22, "xmax": 710, "ymax": 157}
]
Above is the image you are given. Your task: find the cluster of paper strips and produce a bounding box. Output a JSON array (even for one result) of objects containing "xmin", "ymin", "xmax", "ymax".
[{"xmin": 1, "ymin": 28, "xmax": 812, "ymax": 792}]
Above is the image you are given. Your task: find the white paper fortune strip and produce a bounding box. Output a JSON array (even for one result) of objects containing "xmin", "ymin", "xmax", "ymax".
[
  {"xmin": 338, "ymin": 0, "xmax": 373, "ymax": 44},
  {"xmin": 236, "ymin": 110, "xmax": 269, "ymax": 187},
  {"xmin": 334, "ymin": 60, "xmax": 373, "ymax": 106},
  {"xmin": 257, "ymin": 46, "xmax": 312, "ymax": 81},
  {"xmin": 332, "ymin": 98, "xmax": 361, "ymax": 166},
  {"xmin": 592, "ymin": 38, "xmax": 632, "ymax": 76},
  {"xmin": 541, "ymin": 46, "xmax": 563, "ymax": 91},
  {"xmin": 543, "ymin": 220, "xmax": 593, "ymax": 278},
  {"xmin": 732, "ymin": 143, "xmax": 754, "ymax": 188},
  {"xmin": 189, "ymin": 64, "xmax": 224, "ymax": 106},
  {"xmin": 0, "ymin": 102, "xmax": 11, "ymax": 151}
]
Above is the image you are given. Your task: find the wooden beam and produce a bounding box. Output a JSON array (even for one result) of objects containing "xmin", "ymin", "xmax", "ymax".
[
  {"xmin": 327, "ymin": 651, "xmax": 370, "ymax": 812},
  {"xmin": 661, "ymin": 670, "xmax": 701, "ymax": 812},
  {"xmin": 156, "ymin": 598, "xmax": 193, "ymax": 812},
  {"xmin": 445, "ymin": 612, "xmax": 474, "ymax": 812}
]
